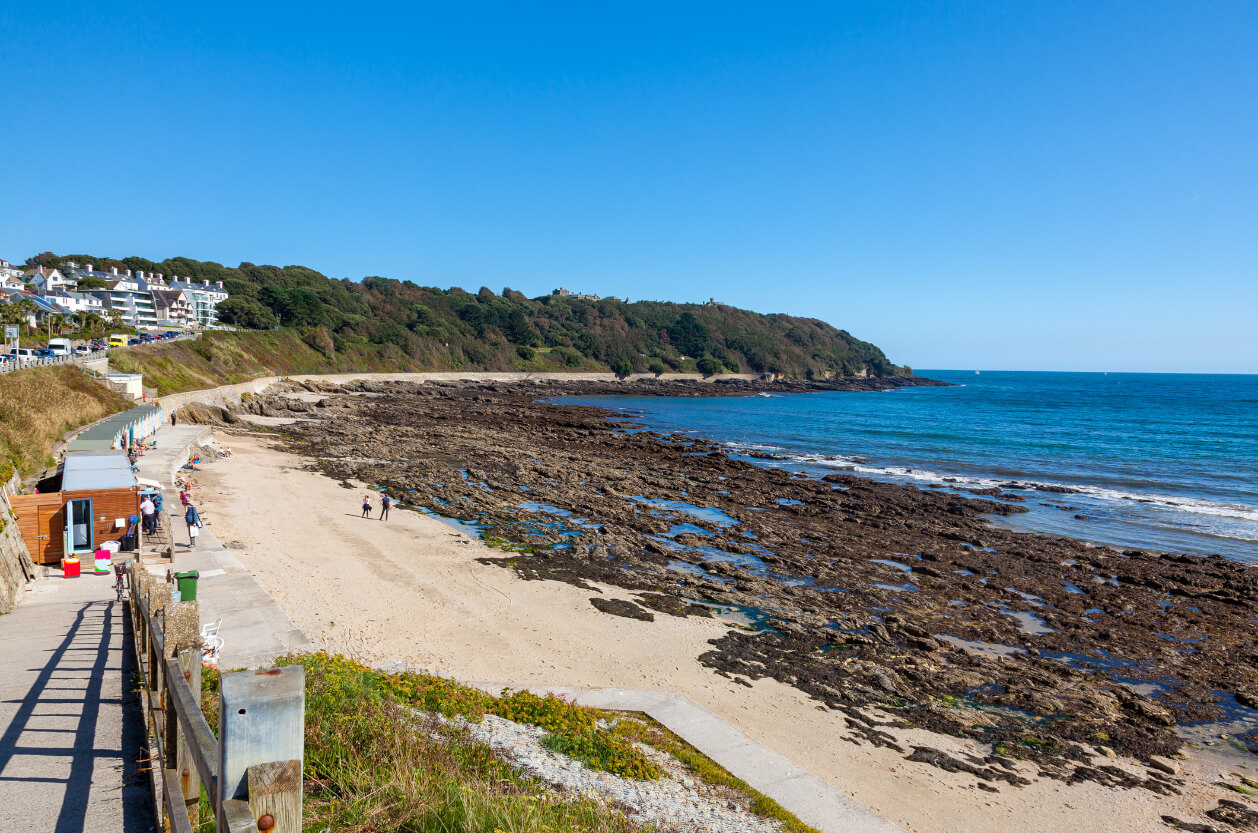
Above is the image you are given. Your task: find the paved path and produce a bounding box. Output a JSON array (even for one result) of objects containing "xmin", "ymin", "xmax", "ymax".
[
  {"xmin": 134, "ymin": 425, "xmax": 212, "ymax": 487},
  {"xmin": 0, "ymin": 569, "xmax": 153, "ymax": 832}
]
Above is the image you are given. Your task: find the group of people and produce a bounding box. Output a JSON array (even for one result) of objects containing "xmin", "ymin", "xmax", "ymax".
[
  {"xmin": 139, "ymin": 487, "xmax": 203, "ymax": 548},
  {"xmin": 361, "ymin": 493, "xmax": 392, "ymax": 520}
]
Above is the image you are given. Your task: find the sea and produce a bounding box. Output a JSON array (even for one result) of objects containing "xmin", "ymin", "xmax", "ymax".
[{"xmin": 558, "ymin": 371, "xmax": 1258, "ymax": 563}]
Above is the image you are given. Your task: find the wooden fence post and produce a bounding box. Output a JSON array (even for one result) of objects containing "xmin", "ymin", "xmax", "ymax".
[
  {"xmin": 162, "ymin": 600, "xmax": 202, "ymax": 822},
  {"xmin": 218, "ymin": 666, "xmax": 305, "ymax": 833},
  {"xmin": 148, "ymin": 584, "xmax": 171, "ymax": 694}
]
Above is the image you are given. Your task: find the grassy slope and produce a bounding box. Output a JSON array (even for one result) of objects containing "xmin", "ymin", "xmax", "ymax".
[
  {"xmin": 107, "ymin": 330, "xmax": 433, "ymax": 396},
  {"xmin": 110, "ymin": 329, "xmax": 609, "ymax": 396},
  {"xmin": 0, "ymin": 365, "xmax": 132, "ymax": 480}
]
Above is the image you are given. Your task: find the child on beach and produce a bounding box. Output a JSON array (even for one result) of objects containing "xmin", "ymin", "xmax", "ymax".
[{"xmin": 362, "ymin": 496, "xmax": 372, "ymax": 518}]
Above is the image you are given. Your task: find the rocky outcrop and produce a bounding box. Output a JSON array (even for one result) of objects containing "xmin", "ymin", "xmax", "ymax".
[{"xmin": 0, "ymin": 473, "xmax": 36, "ymax": 614}]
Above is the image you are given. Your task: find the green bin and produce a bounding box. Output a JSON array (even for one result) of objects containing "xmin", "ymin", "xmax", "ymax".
[{"xmin": 174, "ymin": 570, "xmax": 199, "ymax": 602}]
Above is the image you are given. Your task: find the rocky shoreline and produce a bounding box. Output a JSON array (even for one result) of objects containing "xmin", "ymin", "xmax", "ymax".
[{"xmin": 199, "ymin": 376, "xmax": 1258, "ymax": 818}]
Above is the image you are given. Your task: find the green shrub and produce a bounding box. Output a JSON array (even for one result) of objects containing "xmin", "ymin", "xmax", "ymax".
[{"xmin": 697, "ymin": 356, "xmax": 723, "ymax": 376}]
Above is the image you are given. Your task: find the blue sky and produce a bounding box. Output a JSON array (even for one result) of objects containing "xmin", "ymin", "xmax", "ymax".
[{"xmin": 2, "ymin": 2, "xmax": 1255, "ymax": 372}]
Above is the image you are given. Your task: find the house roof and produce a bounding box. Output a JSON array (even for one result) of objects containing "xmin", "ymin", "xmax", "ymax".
[
  {"xmin": 0, "ymin": 290, "xmax": 69, "ymax": 314},
  {"xmin": 61, "ymin": 450, "xmax": 137, "ymax": 492}
]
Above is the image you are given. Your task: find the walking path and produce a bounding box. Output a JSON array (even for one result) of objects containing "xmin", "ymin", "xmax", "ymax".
[{"xmin": 0, "ymin": 568, "xmax": 153, "ymax": 832}]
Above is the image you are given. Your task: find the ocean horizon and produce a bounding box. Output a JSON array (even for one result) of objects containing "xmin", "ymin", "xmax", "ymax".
[{"xmin": 558, "ymin": 369, "xmax": 1258, "ymax": 562}]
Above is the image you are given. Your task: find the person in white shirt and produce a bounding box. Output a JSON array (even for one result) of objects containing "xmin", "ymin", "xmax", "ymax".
[{"xmin": 140, "ymin": 496, "xmax": 156, "ymax": 535}]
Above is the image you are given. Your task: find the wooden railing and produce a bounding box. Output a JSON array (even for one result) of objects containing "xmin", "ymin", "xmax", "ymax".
[{"xmin": 126, "ymin": 561, "xmax": 304, "ymax": 833}]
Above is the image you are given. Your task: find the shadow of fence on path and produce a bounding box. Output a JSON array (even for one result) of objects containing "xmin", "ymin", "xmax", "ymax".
[{"xmin": 0, "ymin": 599, "xmax": 154, "ymax": 832}]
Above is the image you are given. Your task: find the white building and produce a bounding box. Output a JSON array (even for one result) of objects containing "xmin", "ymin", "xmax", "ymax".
[
  {"xmin": 167, "ymin": 278, "xmax": 228, "ymax": 327},
  {"xmin": 0, "ymin": 259, "xmax": 23, "ymax": 280},
  {"xmin": 23, "ymin": 265, "xmax": 75, "ymax": 294},
  {"xmin": 44, "ymin": 290, "xmax": 106, "ymax": 316},
  {"xmin": 86, "ymin": 277, "xmax": 158, "ymax": 328}
]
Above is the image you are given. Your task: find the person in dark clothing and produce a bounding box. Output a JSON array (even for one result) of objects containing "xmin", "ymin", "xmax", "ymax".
[
  {"xmin": 380, "ymin": 494, "xmax": 391, "ymax": 520},
  {"xmin": 185, "ymin": 504, "xmax": 202, "ymax": 549},
  {"xmin": 361, "ymin": 496, "xmax": 372, "ymax": 518},
  {"xmin": 172, "ymin": 413, "xmax": 178, "ymax": 427}
]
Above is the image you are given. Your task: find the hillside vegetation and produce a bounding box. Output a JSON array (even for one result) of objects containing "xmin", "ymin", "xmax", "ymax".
[
  {"xmin": 0, "ymin": 366, "xmax": 131, "ymax": 480},
  {"xmin": 106, "ymin": 329, "xmax": 435, "ymax": 395},
  {"xmin": 31, "ymin": 251, "xmax": 907, "ymax": 378}
]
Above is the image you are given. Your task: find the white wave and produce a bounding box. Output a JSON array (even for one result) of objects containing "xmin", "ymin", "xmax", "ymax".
[
  {"xmin": 790, "ymin": 452, "xmax": 867, "ymax": 467},
  {"xmin": 722, "ymin": 441, "xmax": 784, "ymax": 452},
  {"xmin": 786, "ymin": 455, "xmax": 1258, "ymax": 529}
]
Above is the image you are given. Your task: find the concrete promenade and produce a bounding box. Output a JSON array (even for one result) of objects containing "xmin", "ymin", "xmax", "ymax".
[{"xmin": 0, "ymin": 567, "xmax": 153, "ymax": 832}]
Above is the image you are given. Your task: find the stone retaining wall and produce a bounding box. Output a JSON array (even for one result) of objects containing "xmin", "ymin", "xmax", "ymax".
[{"xmin": 0, "ymin": 473, "xmax": 35, "ymax": 613}]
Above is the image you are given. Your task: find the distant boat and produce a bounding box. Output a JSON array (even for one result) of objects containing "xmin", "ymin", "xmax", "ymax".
[{"xmin": 975, "ymin": 370, "xmax": 980, "ymax": 375}]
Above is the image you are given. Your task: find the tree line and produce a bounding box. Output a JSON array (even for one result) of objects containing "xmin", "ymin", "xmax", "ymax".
[{"xmin": 22, "ymin": 251, "xmax": 906, "ymax": 377}]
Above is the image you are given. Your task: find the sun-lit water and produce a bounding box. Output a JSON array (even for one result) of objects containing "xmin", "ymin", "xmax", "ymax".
[{"xmin": 558, "ymin": 371, "xmax": 1258, "ymax": 562}]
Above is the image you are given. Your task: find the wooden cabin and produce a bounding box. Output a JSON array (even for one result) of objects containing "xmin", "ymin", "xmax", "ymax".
[{"xmin": 11, "ymin": 451, "xmax": 141, "ymax": 565}]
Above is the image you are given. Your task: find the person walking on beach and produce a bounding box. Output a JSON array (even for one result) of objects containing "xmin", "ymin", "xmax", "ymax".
[
  {"xmin": 380, "ymin": 494, "xmax": 391, "ymax": 521},
  {"xmin": 185, "ymin": 503, "xmax": 202, "ymax": 549},
  {"xmin": 140, "ymin": 494, "xmax": 156, "ymax": 535},
  {"xmin": 361, "ymin": 495, "xmax": 372, "ymax": 518}
]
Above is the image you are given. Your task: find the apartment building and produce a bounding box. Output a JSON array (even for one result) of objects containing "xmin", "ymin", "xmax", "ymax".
[{"xmin": 167, "ymin": 278, "xmax": 228, "ymax": 327}]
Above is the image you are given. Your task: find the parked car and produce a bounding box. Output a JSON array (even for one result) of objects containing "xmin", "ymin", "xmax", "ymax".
[{"xmin": 128, "ymin": 338, "xmax": 142, "ymax": 346}]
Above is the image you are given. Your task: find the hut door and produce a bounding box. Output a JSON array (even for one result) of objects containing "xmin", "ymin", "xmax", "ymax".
[
  {"xmin": 37, "ymin": 505, "xmax": 64, "ymax": 563},
  {"xmin": 67, "ymin": 498, "xmax": 93, "ymax": 553}
]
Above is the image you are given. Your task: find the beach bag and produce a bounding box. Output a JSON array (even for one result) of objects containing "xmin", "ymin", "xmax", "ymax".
[{"xmin": 189, "ymin": 524, "xmax": 199, "ymax": 539}]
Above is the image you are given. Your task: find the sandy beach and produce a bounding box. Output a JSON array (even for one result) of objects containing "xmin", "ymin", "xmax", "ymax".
[{"xmin": 187, "ymin": 428, "xmax": 1246, "ymax": 833}]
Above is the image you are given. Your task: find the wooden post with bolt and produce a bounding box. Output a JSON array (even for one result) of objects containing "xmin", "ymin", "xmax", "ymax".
[{"xmin": 217, "ymin": 666, "xmax": 305, "ymax": 833}]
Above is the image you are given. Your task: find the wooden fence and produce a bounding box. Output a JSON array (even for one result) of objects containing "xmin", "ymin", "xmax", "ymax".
[{"xmin": 126, "ymin": 560, "xmax": 304, "ymax": 833}]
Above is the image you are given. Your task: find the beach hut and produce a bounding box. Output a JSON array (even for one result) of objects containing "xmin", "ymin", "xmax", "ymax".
[
  {"xmin": 10, "ymin": 451, "xmax": 141, "ymax": 565},
  {"xmin": 67, "ymin": 403, "xmax": 163, "ymax": 453}
]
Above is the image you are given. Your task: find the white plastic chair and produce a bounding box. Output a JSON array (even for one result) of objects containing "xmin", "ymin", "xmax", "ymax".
[{"xmin": 200, "ymin": 618, "xmax": 224, "ymax": 663}]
